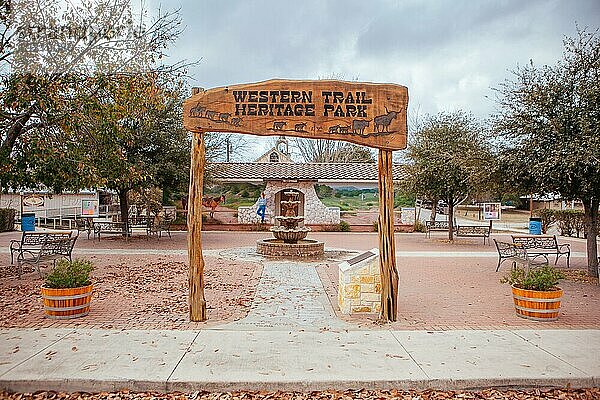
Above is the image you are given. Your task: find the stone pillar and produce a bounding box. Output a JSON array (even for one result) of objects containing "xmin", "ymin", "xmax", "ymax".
[{"xmin": 338, "ymin": 249, "xmax": 381, "ymax": 314}]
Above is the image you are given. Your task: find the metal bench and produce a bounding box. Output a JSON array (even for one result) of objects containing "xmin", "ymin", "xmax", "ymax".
[
  {"xmin": 14, "ymin": 234, "xmax": 78, "ymax": 277},
  {"xmin": 425, "ymin": 220, "xmax": 450, "ymax": 238},
  {"xmin": 10, "ymin": 231, "xmax": 72, "ymax": 265},
  {"xmin": 74, "ymin": 218, "xmax": 93, "ymax": 239},
  {"xmin": 148, "ymin": 218, "xmax": 172, "ymax": 240},
  {"xmin": 93, "ymin": 221, "xmax": 131, "ymax": 240},
  {"xmin": 456, "ymin": 224, "xmax": 492, "ymax": 245},
  {"xmin": 511, "ymin": 235, "xmax": 570, "ymax": 268},
  {"xmin": 493, "ymin": 239, "xmax": 547, "ymax": 272}
]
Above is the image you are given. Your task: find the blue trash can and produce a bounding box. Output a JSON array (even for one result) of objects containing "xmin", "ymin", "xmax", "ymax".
[
  {"xmin": 21, "ymin": 213, "xmax": 36, "ymax": 231},
  {"xmin": 529, "ymin": 217, "xmax": 542, "ymax": 235}
]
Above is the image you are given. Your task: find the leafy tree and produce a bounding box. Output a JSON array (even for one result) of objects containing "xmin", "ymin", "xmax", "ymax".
[
  {"xmin": 494, "ymin": 28, "xmax": 600, "ymax": 277},
  {"xmin": 404, "ymin": 111, "xmax": 492, "ymax": 240},
  {"xmin": 74, "ymin": 74, "xmax": 189, "ymax": 229},
  {"xmin": 0, "ymin": 0, "xmax": 184, "ymax": 191}
]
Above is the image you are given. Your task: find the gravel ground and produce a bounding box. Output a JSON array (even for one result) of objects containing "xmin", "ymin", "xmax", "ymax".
[
  {"xmin": 0, "ymin": 254, "xmax": 262, "ymax": 329},
  {"xmin": 1, "ymin": 388, "xmax": 599, "ymax": 400}
]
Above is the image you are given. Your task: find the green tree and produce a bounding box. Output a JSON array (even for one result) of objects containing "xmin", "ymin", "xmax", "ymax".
[
  {"xmin": 494, "ymin": 28, "xmax": 600, "ymax": 277},
  {"xmin": 405, "ymin": 111, "xmax": 492, "ymax": 240},
  {"xmin": 0, "ymin": 0, "xmax": 184, "ymax": 191},
  {"xmin": 75, "ymin": 74, "xmax": 189, "ymax": 229}
]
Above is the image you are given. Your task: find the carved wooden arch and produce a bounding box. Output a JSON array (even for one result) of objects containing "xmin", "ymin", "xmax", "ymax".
[{"xmin": 183, "ymin": 79, "xmax": 408, "ymax": 322}]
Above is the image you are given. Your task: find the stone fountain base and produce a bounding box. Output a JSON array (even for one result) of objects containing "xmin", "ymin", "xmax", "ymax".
[{"xmin": 256, "ymin": 238, "xmax": 324, "ymax": 257}]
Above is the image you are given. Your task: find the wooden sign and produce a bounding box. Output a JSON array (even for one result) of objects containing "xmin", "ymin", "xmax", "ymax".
[{"xmin": 183, "ymin": 79, "xmax": 408, "ymax": 150}]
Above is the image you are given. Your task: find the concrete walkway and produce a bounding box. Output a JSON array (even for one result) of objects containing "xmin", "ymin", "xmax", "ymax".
[
  {"xmin": 223, "ymin": 260, "xmax": 351, "ymax": 331},
  {"xmin": 1, "ymin": 252, "xmax": 599, "ymax": 392},
  {"xmin": 1, "ymin": 327, "xmax": 599, "ymax": 392}
]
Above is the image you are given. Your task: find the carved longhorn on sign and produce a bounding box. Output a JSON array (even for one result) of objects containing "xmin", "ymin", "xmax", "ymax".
[{"xmin": 183, "ymin": 79, "xmax": 408, "ymax": 150}]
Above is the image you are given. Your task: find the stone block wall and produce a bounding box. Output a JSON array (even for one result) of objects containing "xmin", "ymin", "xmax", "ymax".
[
  {"xmin": 237, "ymin": 180, "xmax": 340, "ymax": 224},
  {"xmin": 338, "ymin": 248, "xmax": 381, "ymax": 314}
]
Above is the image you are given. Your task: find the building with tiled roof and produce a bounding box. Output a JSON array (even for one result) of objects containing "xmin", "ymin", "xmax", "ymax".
[
  {"xmin": 210, "ymin": 162, "xmax": 407, "ymax": 186},
  {"xmin": 210, "ymin": 161, "xmax": 407, "ymax": 225}
]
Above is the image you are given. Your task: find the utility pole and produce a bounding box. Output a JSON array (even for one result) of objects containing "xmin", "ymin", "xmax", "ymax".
[{"xmin": 225, "ymin": 136, "xmax": 231, "ymax": 162}]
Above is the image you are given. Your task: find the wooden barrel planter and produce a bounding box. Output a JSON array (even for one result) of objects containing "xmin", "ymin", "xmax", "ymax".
[
  {"xmin": 511, "ymin": 285, "xmax": 562, "ymax": 321},
  {"xmin": 41, "ymin": 284, "xmax": 93, "ymax": 319}
]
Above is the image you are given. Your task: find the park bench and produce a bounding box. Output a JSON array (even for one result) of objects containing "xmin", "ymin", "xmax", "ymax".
[
  {"xmin": 74, "ymin": 218, "xmax": 93, "ymax": 239},
  {"xmin": 493, "ymin": 239, "xmax": 548, "ymax": 272},
  {"xmin": 511, "ymin": 234, "xmax": 571, "ymax": 268},
  {"xmin": 93, "ymin": 221, "xmax": 131, "ymax": 240},
  {"xmin": 11, "ymin": 233, "xmax": 77, "ymax": 277},
  {"xmin": 10, "ymin": 231, "xmax": 72, "ymax": 265},
  {"xmin": 425, "ymin": 220, "xmax": 450, "ymax": 238},
  {"xmin": 148, "ymin": 217, "xmax": 172, "ymax": 240},
  {"xmin": 456, "ymin": 224, "xmax": 492, "ymax": 245}
]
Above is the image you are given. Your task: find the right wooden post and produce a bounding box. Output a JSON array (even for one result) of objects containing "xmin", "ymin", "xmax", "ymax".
[{"xmin": 378, "ymin": 149, "xmax": 398, "ymax": 321}]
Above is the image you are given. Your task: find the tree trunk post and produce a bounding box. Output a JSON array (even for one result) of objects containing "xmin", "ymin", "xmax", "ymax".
[
  {"xmin": 448, "ymin": 195, "xmax": 454, "ymax": 241},
  {"xmin": 583, "ymin": 199, "xmax": 599, "ymax": 278},
  {"xmin": 118, "ymin": 189, "xmax": 129, "ymax": 236},
  {"xmin": 188, "ymin": 131, "xmax": 207, "ymax": 321},
  {"xmin": 430, "ymin": 197, "xmax": 438, "ymax": 222},
  {"xmin": 378, "ymin": 149, "xmax": 398, "ymax": 321}
]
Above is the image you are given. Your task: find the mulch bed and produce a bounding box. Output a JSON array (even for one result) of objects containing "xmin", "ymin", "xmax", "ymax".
[
  {"xmin": 561, "ymin": 269, "xmax": 599, "ymax": 285},
  {"xmin": 0, "ymin": 255, "xmax": 262, "ymax": 329},
  {"xmin": 1, "ymin": 388, "xmax": 599, "ymax": 399}
]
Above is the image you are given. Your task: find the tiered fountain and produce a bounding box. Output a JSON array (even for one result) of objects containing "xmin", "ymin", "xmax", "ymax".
[{"xmin": 256, "ymin": 190, "xmax": 324, "ymax": 257}]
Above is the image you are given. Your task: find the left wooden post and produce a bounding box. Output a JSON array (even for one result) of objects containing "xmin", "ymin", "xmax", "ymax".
[
  {"xmin": 378, "ymin": 149, "xmax": 399, "ymax": 321},
  {"xmin": 188, "ymin": 131, "xmax": 207, "ymax": 321}
]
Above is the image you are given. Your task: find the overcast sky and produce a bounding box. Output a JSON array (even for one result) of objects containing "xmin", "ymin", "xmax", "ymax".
[{"xmin": 155, "ymin": 0, "xmax": 599, "ymax": 160}]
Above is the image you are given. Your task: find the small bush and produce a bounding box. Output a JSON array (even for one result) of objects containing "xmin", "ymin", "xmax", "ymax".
[
  {"xmin": 0, "ymin": 208, "xmax": 16, "ymax": 232},
  {"xmin": 554, "ymin": 209, "xmax": 585, "ymax": 237},
  {"xmin": 339, "ymin": 220, "xmax": 351, "ymax": 232},
  {"xmin": 413, "ymin": 220, "xmax": 426, "ymax": 233},
  {"xmin": 44, "ymin": 259, "xmax": 93, "ymax": 289},
  {"xmin": 250, "ymin": 222, "xmax": 268, "ymax": 231},
  {"xmin": 321, "ymin": 224, "xmax": 339, "ymax": 232},
  {"xmin": 373, "ymin": 221, "xmax": 379, "ymax": 232},
  {"xmin": 501, "ymin": 265, "xmax": 565, "ymax": 291}
]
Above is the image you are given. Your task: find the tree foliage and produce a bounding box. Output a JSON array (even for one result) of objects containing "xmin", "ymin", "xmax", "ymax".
[
  {"xmin": 0, "ymin": 0, "xmax": 185, "ymax": 191},
  {"xmin": 404, "ymin": 111, "xmax": 492, "ymax": 239},
  {"xmin": 72, "ymin": 73, "xmax": 190, "ymax": 225},
  {"xmin": 493, "ymin": 27, "xmax": 600, "ymax": 276}
]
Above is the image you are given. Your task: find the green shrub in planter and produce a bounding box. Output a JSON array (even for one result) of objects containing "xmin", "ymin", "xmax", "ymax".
[
  {"xmin": 501, "ymin": 265, "xmax": 565, "ymax": 291},
  {"xmin": 44, "ymin": 259, "xmax": 93, "ymax": 289}
]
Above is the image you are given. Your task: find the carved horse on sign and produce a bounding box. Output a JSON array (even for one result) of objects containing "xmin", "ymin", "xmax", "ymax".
[{"xmin": 202, "ymin": 195, "xmax": 225, "ymax": 218}]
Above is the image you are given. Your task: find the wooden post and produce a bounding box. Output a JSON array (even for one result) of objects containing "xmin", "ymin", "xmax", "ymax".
[
  {"xmin": 188, "ymin": 131, "xmax": 207, "ymax": 321},
  {"xmin": 378, "ymin": 149, "xmax": 398, "ymax": 321}
]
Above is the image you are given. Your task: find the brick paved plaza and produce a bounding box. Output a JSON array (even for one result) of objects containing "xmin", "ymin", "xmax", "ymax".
[{"xmin": 1, "ymin": 230, "xmax": 598, "ymax": 331}]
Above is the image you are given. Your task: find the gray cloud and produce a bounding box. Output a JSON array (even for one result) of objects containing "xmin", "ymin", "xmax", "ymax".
[{"xmin": 155, "ymin": 0, "xmax": 599, "ymax": 158}]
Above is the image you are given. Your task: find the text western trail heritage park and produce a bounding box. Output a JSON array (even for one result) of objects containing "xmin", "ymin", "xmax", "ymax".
[{"xmin": 232, "ymin": 90, "xmax": 373, "ymax": 118}]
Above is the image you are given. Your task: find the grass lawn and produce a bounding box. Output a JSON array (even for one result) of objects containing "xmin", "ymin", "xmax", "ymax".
[
  {"xmin": 457, "ymin": 207, "xmax": 531, "ymax": 223},
  {"xmin": 320, "ymin": 194, "xmax": 379, "ymax": 211}
]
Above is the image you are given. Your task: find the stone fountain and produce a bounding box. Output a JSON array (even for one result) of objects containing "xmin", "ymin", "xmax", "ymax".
[{"xmin": 257, "ymin": 190, "xmax": 324, "ymax": 257}]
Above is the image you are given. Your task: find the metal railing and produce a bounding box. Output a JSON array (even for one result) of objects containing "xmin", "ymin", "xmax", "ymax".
[{"xmin": 14, "ymin": 204, "xmax": 121, "ymax": 230}]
